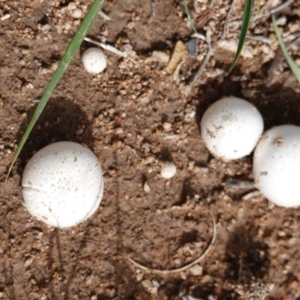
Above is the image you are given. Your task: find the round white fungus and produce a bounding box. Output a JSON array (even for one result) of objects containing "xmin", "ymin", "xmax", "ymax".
[
  {"xmin": 81, "ymin": 47, "xmax": 107, "ymax": 74},
  {"xmin": 22, "ymin": 141, "xmax": 104, "ymax": 228},
  {"xmin": 253, "ymin": 125, "xmax": 300, "ymax": 208},
  {"xmin": 161, "ymin": 161, "xmax": 177, "ymax": 179},
  {"xmin": 200, "ymin": 97, "xmax": 263, "ymax": 160}
]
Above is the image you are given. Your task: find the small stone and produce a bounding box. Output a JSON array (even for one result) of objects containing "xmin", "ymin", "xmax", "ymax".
[
  {"xmin": 152, "ymin": 279, "xmax": 160, "ymax": 288},
  {"xmin": 41, "ymin": 24, "xmax": 51, "ymax": 32},
  {"xmin": 162, "ymin": 122, "xmax": 172, "ymax": 131},
  {"xmin": 161, "ymin": 161, "xmax": 176, "ymax": 179},
  {"xmin": 152, "ymin": 51, "xmax": 170, "ymax": 63},
  {"xmin": 67, "ymin": 2, "xmax": 76, "ymax": 10},
  {"xmin": 144, "ymin": 182, "xmax": 151, "ymax": 193},
  {"xmin": 85, "ymin": 274, "xmax": 93, "ymax": 285},
  {"xmin": 136, "ymin": 272, "xmax": 143, "ymax": 281},
  {"xmin": 1, "ymin": 14, "xmax": 11, "ymax": 21},
  {"xmin": 189, "ymin": 264, "xmax": 203, "ymax": 276},
  {"xmin": 24, "ymin": 257, "xmax": 33, "ymax": 267},
  {"xmin": 142, "ymin": 279, "xmax": 158, "ymax": 294},
  {"xmin": 199, "ymin": 167, "xmax": 208, "ymax": 174},
  {"xmin": 71, "ymin": 8, "xmax": 82, "ymax": 19},
  {"xmin": 184, "ymin": 111, "xmax": 196, "ymax": 122},
  {"xmin": 186, "ymin": 39, "xmax": 197, "ymax": 57}
]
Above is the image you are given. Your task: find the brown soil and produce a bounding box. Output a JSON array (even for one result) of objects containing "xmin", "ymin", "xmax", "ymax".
[{"xmin": 1, "ymin": 0, "xmax": 300, "ymax": 299}]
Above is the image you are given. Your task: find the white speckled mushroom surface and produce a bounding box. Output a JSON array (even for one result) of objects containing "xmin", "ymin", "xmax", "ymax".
[
  {"xmin": 81, "ymin": 47, "xmax": 107, "ymax": 74},
  {"xmin": 253, "ymin": 125, "xmax": 300, "ymax": 208},
  {"xmin": 22, "ymin": 141, "xmax": 104, "ymax": 228},
  {"xmin": 201, "ymin": 97, "xmax": 264, "ymax": 160}
]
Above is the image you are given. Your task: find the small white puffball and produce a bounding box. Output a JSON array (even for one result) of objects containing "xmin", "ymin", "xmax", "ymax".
[
  {"xmin": 201, "ymin": 97, "xmax": 263, "ymax": 160},
  {"xmin": 161, "ymin": 161, "xmax": 177, "ymax": 179},
  {"xmin": 81, "ymin": 47, "xmax": 107, "ymax": 74},
  {"xmin": 253, "ymin": 125, "xmax": 300, "ymax": 208},
  {"xmin": 22, "ymin": 142, "xmax": 104, "ymax": 228}
]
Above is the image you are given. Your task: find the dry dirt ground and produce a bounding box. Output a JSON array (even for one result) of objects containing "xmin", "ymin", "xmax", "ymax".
[{"xmin": 1, "ymin": 0, "xmax": 300, "ymax": 299}]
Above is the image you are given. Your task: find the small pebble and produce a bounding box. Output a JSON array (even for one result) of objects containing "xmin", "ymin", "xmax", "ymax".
[
  {"xmin": 162, "ymin": 122, "xmax": 172, "ymax": 131},
  {"xmin": 225, "ymin": 178, "xmax": 254, "ymax": 190},
  {"xmin": 1, "ymin": 14, "xmax": 11, "ymax": 21},
  {"xmin": 186, "ymin": 39, "xmax": 197, "ymax": 57},
  {"xmin": 68, "ymin": 2, "xmax": 76, "ymax": 10},
  {"xmin": 142, "ymin": 279, "xmax": 158, "ymax": 294},
  {"xmin": 144, "ymin": 182, "xmax": 151, "ymax": 193},
  {"xmin": 41, "ymin": 24, "xmax": 51, "ymax": 32},
  {"xmin": 189, "ymin": 264, "xmax": 203, "ymax": 276},
  {"xmin": 152, "ymin": 51, "xmax": 170, "ymax": 63},
  {"xmin": 161, "ymin": 161, "xmax": 176, "ymax": 179},
  {"xmin": 71, "ymin": 8, "xmax": 82, "ymax": 19},
  {"xmin": 24, "ymin": 257, "xmax": 33, "ymax": 267},
  {"xmin": 136, "ymin": 272, "xmax": 143, "ymax": 281}
]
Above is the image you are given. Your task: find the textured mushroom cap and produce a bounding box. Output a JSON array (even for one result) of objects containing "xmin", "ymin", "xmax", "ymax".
[
  {"xmin": 201, "ymin": 97, "xmax": 263, "ymax": 160},
  {"xmin": 22, "ymin": 142, "xmax": 104, "ymax": 228},
  {"xmin": 81, "ymin": 47, "xmax": 107, "ymax": 74},
  {"xmin": 253, "ymin": 125, "xmax": 300, "ymax": 208}
]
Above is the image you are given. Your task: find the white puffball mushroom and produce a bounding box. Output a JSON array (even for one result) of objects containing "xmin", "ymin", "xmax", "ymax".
[
  {"xmin": 81, "ymin": 47, "xmax": 107, "ymax": 74},
  {"xmin": 253, "ymin": 125, "xmax": 300, "ymax": 208},
  {"xmin": 22, "ymin": 141, "xmax": 104, "ymax": 228},
  {"xmin": 201, "ymin": 97, "xmax": 263, "ymax": 160},
  {"xmin": 161, "ymin": 161, "xmax": 177, "ymax": 179}
]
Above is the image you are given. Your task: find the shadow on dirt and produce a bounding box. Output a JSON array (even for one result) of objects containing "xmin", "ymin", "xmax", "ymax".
[
  {"xmin": 15, "ymin": 97, "xmax": 94, "ymax": 179},
  {"xmin": 224, "ymin": 224, "xmax": 270, "ymax": 287},
  {"xmin": 185, "ymin": 283, "xmax": 241, "ymax": 300},
  {"xmin": 156, "ymin": 279, "xmax": 241, "ymax": 300}
]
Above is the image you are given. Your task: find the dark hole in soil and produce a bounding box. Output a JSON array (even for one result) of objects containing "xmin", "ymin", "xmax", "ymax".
[{"xmin": 15, "ymin": 97, "xmax": 94, "ymax": 178}]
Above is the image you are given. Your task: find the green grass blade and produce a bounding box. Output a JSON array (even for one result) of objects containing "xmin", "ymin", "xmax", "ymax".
[
  {"xmin": 6, "ymin": 0, "xmax": 104, "ymax": 179},
  {"xmin": 272, "ymin": 16, "xmax": 300, "ymax": 83},
  {"xmin": 182, "ymin": 0, "xmax": 197, "ymax": 33},
  {"xmin": 228, "ymin": 0, "xmax": 254, "ymax": 73}
]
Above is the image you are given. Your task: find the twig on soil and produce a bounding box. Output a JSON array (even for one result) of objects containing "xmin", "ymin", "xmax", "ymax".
[
  {"xmin": 191, "ymin": 32, "xmax": 206, "ymax": 41},
  {"xmin": 98, "ymin": 10, "xmax": 111, "ymax": 20},
  {"xmin": 222, "ymin": 0, "xmax": 239, "ymax": 39},
  {"xmin": 84, "ymin": 37, "xmax": 126, "ymax": 57},
  {"xmin": 256, "ymin": 0, "xmax": 294, "ymax": 19},
  {"xmin": 242, "ymin": 190, "xmax": 261, "ymax": 201},
  {"xmin": 189, "ymin": 26, "xmax": 212, "ymax": 85},
  {"xmin": 126, "ymin": 209, "xmax": 217, "ymax": 274},
  {"xmin": 232, "ymin": 0, "xmax": 295, "ymax": 26}
]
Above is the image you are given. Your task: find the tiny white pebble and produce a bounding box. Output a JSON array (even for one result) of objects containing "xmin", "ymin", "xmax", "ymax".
[
  {"xmin": 136, "ymin": 272, "xmax": 143, "ymax": 281},
  {"xmin": 161, "ymin": 161, "xmax": 176, "ymax": 179},
  {"xmin": 162, "ymin": 122, "xmax": 172, "ymax": 131},
  {"xmin": 144, "ymin": 181, "xmax": 151, "ymax": 193},
  {"xmin": 24, "ymin": 257, "xmax": 33, "ymax": 267},
  {"xmin": 67, "ymin": 2, "xmax": 76, "ymax": 11},
  {"xmin": 1, "ymin": 14, "xmax": 11, "ymax": 21},
  {"xmin": 189, "ymin": 264, "xmax": 203, "ymax": 276},
  {"xmin": 71, "ymin": 8, "xmax": 82, "ymax": 19}
]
